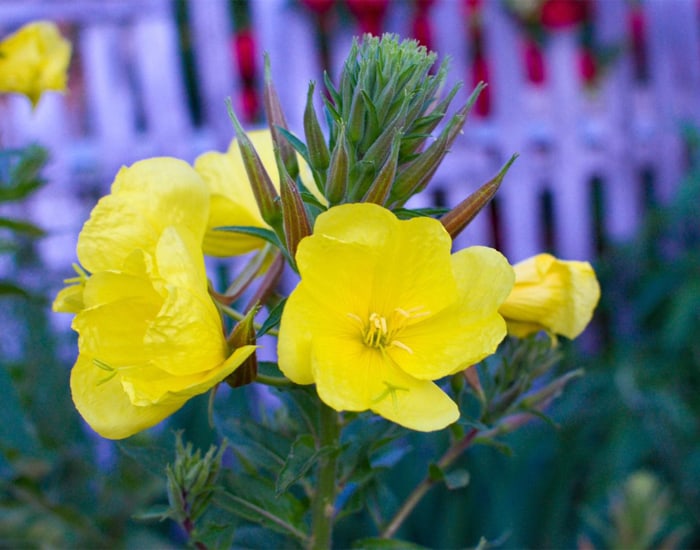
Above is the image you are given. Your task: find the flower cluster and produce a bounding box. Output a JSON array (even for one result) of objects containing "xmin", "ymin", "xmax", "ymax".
[
  {"xmin": 56, "ymin": 34, "xmax": 600, "ymax": 440},
  {"xmin": 0, "ymin": 21, "xmax": 71, "ymax": 106}
]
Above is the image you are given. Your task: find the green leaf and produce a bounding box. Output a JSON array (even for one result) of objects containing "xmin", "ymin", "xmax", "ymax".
[
  {"xmin": 0, "ymin": 365, "xmax": 41, "ymax": 460},
  {"xmin": 215, "ymin": 225, "xmax": 282, "ymax": 249},
  {"xmin": 0, "ymin": 281, "xmax": 30, "ymax": 299},
  {"xmin": 353, "ymin": 537, "xmax": 429, "ymax": 549},
  {"xmin": 256, "ymin": 297, "xmax": 286, "ymax": 338},
  {"xmin": 393, "ymin": 206, "xmax": 450, "ymax": 219},
  {"xmin": 275, "ymin": 434, "xmax": 336, "ymax": 496},
  {"xmin": 217, "ymin": 471, "xmax": 308, "ymax": 541},
  {"xmin": 216, "ymin": 418, "xmax": 291, "ymax": 476},
  {"xmin": 443, "ymin": 468, "xmax": 470, "ymax": 490},
  {"xmin": 0, "ymin": 217, "xmax": 45, "ymax": 237},
  {"xmin": 275, "ymin": 127, "xmax": 311, "ymax": 168}
]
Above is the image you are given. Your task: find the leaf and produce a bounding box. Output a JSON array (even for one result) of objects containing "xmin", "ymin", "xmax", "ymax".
[
  {"xmin": 443, "ymin": 469, "xmax": 470, "ymax": 490},
  {"xmin": 393, "ymin": 206, "xmax": 450, "ymax": 219},
  {"xmin": 353, "ymin": 537, "xmax": 429, "ymax": 549},
  {"xmin": 275, "ymin": 127, "xmax": 311, "ymax": 167},
  {"xmin": 256, "ymin": 298, "xmax": 286, "ymax": 338},
  {"xmin": 0, "ymin": 217, "xmax": 45, "ymax": 237},
  {"xmin": 216, "ymin": 418, "xmax": 291, "ymax": 476},
  {"xmin": 0, "ymin": 365, "xmax": 41, "ymax": 460},
  {"xmin": 0, "ymin": 281, "xmax": 30, "ymax": 299},
  {"xmin": 217, "ymin": 471, "xmax": 307, "ymax": 541},
  {"xmin": 276, "ymin": 434, "xmax": 337, "ymax": 496},
  {"xmin": 215, "ymin": 225, "xmax": 282, "ymax": 249}
]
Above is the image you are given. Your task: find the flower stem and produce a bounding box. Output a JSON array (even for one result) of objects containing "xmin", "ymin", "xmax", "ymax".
[
  {"xmin": 309, "ymin": 402, "xmax": 340, "ymax": 550},
  {"xmin": 381, "ymin": 427, "xmax": 479, "ymax": 539}
]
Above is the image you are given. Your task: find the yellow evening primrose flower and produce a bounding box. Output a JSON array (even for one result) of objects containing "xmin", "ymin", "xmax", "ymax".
[
  {"xmin": 52, "ymin": 157, "xmax": 210, "ymax": 314},
  {"xmin": 277, "ymin": 203, "xmax": 514, "ymax": 431},
  {"xmin": 0, "ymin": 21, "xmax": 71, "ymax": 106},
  {"xmin": 194, "ymin": 129, "xmax": 324, "ymax": 257},
  {"xmin": 70, "ymin": 225, "xmax": 256, "ymax": 439},
  {"xmin": 499, "ymin": 253, "xmax": 601, "ymax": 340}
]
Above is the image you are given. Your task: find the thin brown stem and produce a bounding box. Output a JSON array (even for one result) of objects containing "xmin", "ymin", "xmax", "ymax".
[{"xmin": 381, "ymin": 427, "xmax": 479, "ymax": 539}]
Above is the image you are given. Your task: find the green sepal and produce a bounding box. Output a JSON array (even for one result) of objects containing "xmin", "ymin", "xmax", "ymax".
[
  {"xmin": 326, "ymin": 125, "xmax": 349, "ymax": 204},
  {"xmin": 440, "ymin": 154, "xmax": 518, "ymax": 239},
  {"xmin": 276, "ymin": 148, "xmax": 311, "ymax": 263},
  {"xmin": 226, "ymin": 99, "xmax": 282, "ymax": 230},
  {"xmin": 363, "ymin": 131, "xmax": 401, "ymax": 206},
  {"xmin": 304, "ymin": 81, "xmax": 330, "ymax": 171},
  {"xmin": 263, "ymin": 54, "xmax": 299, "ymax": 179}
]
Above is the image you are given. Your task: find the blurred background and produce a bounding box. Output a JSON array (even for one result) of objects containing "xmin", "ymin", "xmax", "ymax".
[{"xmin": 1, "ymin": 0, "xmax": 699, "ymax": 548}]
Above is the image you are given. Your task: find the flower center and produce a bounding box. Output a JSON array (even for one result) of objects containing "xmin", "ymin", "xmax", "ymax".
[
  {"xmin": 349, "ymin": 307, "xmax": 430, "ymax": 354},
  {"xmin": 364, "ymin": 312, "xmax": 389, "ymax": 348}
]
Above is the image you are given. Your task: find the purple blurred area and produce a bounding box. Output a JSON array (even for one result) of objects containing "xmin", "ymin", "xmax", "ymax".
[{"xmin": 1, "ymin": 0, "xmax": 699, "ymax": 277}]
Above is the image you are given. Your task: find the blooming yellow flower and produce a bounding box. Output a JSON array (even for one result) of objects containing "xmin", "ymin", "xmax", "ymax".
[
  {"xmin": 277, "ymin": 203, "xmax": 514, "ymax": 431},
  {"xmin": 194, "ymin": 129, "xmax": 324, "ymax": 257},
  {"xmin": 499, "ymin": 253, "xmax": 601, "ymax": 339},
  {"xmin": 70, "ymin": 225, "xmax": 255, "ymax": 439},
  {"xmin": 0, "ymin": 21, "xmax": 71, "ymax": 106},
  {"xmin": 53, "ymin": 157, "xmax": 209, "ymax": 314},
  {"xmin": 54, "ymin": 157, "xmax": 255, "ymax": 438}
]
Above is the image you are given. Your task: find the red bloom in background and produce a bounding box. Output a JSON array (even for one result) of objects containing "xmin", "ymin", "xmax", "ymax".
[{"xmin": 540, "ymin": 0, "xmax": 589, "ymax": 29}]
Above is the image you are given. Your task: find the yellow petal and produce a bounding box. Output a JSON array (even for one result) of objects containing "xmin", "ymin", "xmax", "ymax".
[
  {"xmin": 52, "ymin": 283, "xmax": 84, "ymax": 313},
  {"xmin": 0, "ymin": 21, "xmax": 71, "ymax": 106},
  {"xmin": 311, "ymin": 337, "xmax": 459, "ymax": 431},
  {"xmin": 397, "ymin": 246, "xmax": 514, "ymax": 380},
  {"xmin": 196, "ymin": 129, "xmax": 325, "ymax": 257},
  {"xmin": 500, "ymin": 253, "xmax": 601, "ymax": 339},
  {"xmin": 70, "ymin": 354, "xmax": 184, "ymax": 440},
  {"xmin": 121, "ymin": 345, "xmax": 257, "ymax": 405},
  {"xmin": 77, "ymin": 158, "xmax": 209, "ymax": 272}
]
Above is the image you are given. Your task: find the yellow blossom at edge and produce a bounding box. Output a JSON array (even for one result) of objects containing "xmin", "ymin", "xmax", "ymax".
[
  {"xmin": 499, "ymin": 253, "xmax": 601, "ymax": 339},
  {"xmin": 70, "ymin": 225, "xmax": 256, "ymax": 440},
  {"xmin": 0, "ymin": 21, "xmax": 71, "ymax": 106},
  {"xmin": 194, "ymin": 129, "xmax": 325, "ymax": 256},
  {"xmin": 278, "ymin": 203, "xmax": 514, "ymax": 432}
]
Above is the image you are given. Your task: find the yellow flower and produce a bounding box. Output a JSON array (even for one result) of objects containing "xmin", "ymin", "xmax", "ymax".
[
  {"xmin": 53, "ymin": 157, "xmax": 210, "ymax": 314},
  {"xmin": 70, "ymin": 225, "xmax": 255, "ymax": 439},
  {"xmin": 499, "ymin": 253, "xmax": 601, "ymax": 339},
  {"xmin": 277, "ymin": 203, "xmax": 514, "ymax": 431},
  {"xmin": 0, "ymin": 21, "xmax": 71, "ymax": 106},
  {"xmin": 54, "ymin": 157, "xmax": 255, "ymax": 438},
  {"xmin": 194, "ymin": 129, "xmax": 324, "ymax": 257}
]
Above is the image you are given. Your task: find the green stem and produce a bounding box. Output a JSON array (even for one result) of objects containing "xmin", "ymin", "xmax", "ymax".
[
  {"xmin": 255, "ymin": 373, "xmax": 294, "ymax": 388},
  {"xmin": 381, "ymin": 427, "xmax": 479, "ymax": 539},
  {"xmin": 309, "ymin": 402, "xmax": 340, "ymax": 550}
]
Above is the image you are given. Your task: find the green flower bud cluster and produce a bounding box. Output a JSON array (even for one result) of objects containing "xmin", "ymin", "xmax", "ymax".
[
  {"xmin": 165, "ymin": 433, "xmax": 226, "ymax": 536},
  {"xmin": 307, "ymin": 33, "xmax": 477, "ymax": 207}
]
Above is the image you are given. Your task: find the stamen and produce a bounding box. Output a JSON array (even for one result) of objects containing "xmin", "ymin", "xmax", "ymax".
[{"xmin": 390, "ymin": 340, "xmax": 413, "ymax": 354}]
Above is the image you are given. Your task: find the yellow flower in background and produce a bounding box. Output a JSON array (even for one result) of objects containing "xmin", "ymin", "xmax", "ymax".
[
  {"xmin": 278, "ymin": 203, "xmax": 514, "ymax": 431},
  {"xmin": 52, "ymin": 157, "xmax": 209, "ymax": 314},
  {"xmin": 70, "ymin": 225, "xmax": 255, "ymax": 439},
  {"xmin": 195, "ymin": 129, "xmax": 324, "ymax": 257},
  {"xmin": 0, "ymin": 21, "xmax": 71, "ymax": 106},
  {"xmin": 499, "ymin": 253, "xmax": 601, "ymax": 340}
]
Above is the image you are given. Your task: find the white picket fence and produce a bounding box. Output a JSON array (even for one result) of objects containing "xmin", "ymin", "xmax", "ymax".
[{"xmin": 1, "ymin": 0, "xmax": 699, "ymax": 274}]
